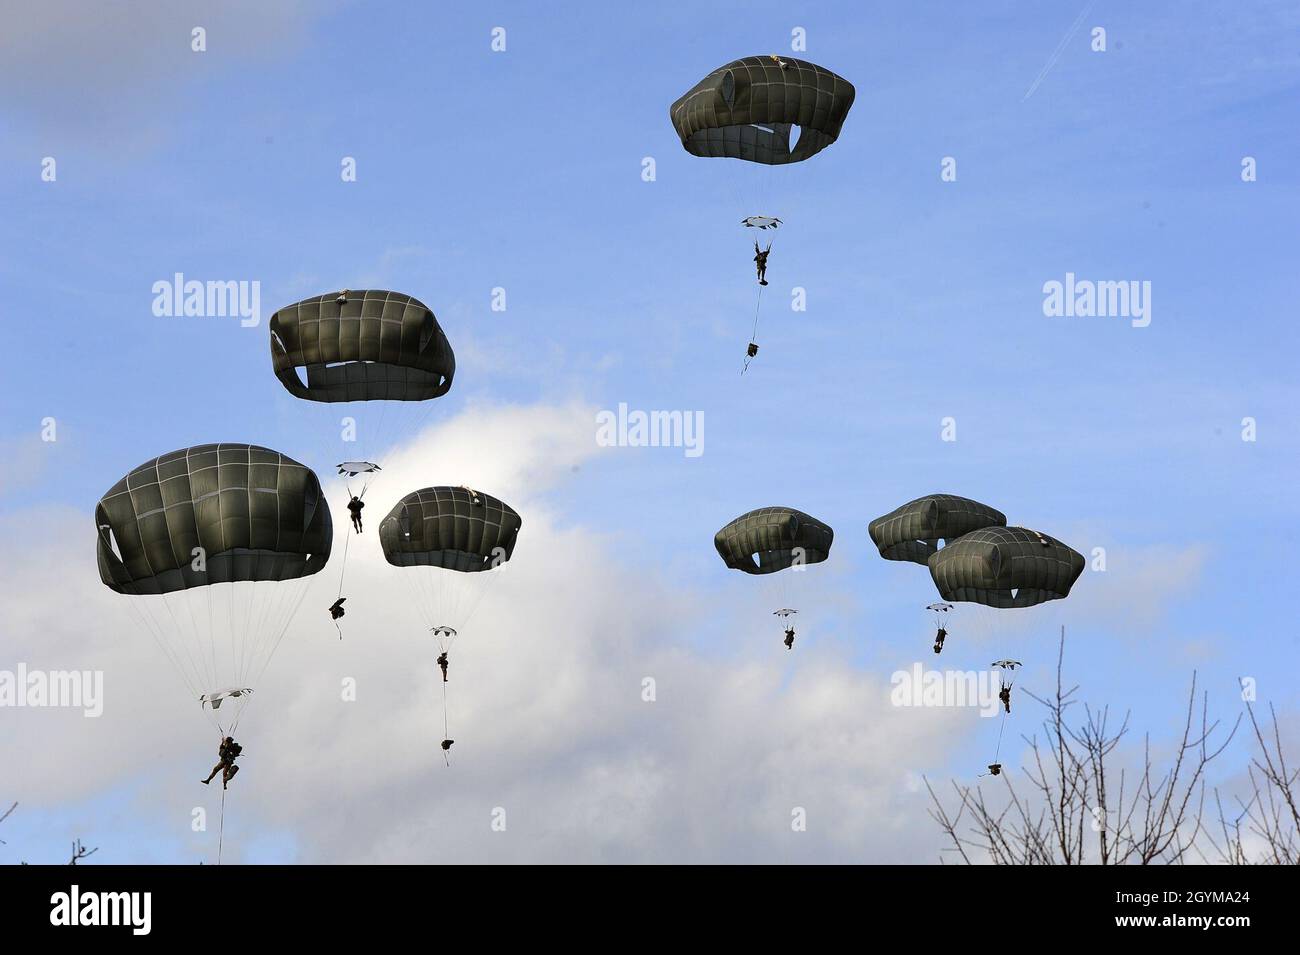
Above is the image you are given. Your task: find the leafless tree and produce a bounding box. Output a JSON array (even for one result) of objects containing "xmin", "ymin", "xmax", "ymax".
[
  {"xmin": 1204, "ymin": 702, "xmax": 1300, "ymax": 864},
  {"xmin": 68, "ymin": 838, "xmax": 99, "ymax": 865},
  {"xmin": 0, "ymin": 802, "xmax": 99, "ymax": 864},
  {"xmin": 926, "ymin": 628, "xmax": 1240, "ymax": 864}
]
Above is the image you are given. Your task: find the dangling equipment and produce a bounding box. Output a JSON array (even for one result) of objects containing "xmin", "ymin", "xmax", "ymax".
[{"xmin": 742, "ymin": 285, "xmax": 764, "ymax": 374}]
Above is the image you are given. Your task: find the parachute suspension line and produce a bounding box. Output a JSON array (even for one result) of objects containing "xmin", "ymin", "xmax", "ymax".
[
  {"xmin": 203, "ymin": 583, "xmax": 219, "ymax": 701},
  {"xmin": 173, "ymin": 586, "xmax": 212, "ymax": 694},
  {"xmin": 323, "ymin": 389, "xmax": 444, "ymax": 485},
  {"xmin": 121, "ymin": 598, "xmax": 201, "ymax": 710},
  {"xmin": 227, "ymin": 578, "xmax": 240, "ymax": 696},
  {"xmin": 231, "ymin": 582, "xmax": 276, "ymax": 697},
  {"xmin": 241, "ymin": 580, "xmax": 269, "ymax": 686},
  {"xmin": 156, "ymin": 592, "xmax": 227, "ymax": 734},
  {"xmin": 405, "ymin": 562, "xmax": 503, "ymax": 645},
  {"xmin": 246, "ymin": 576, "xmax": 315, "ymax": 698},
  {"xmin": 764, "ymin": 565, "xmax": 796, "ymax": 630},
  {"xmin": 231, "ymin": 583, "xmax": 252, "ymax": 695},
  {"xmin": 457, "ymin": 566, "xmax": 504, "ymax": 634},
  {"xmin": 157, "ymin": 590, "xmax": 209, "ymax": 696},
  {"xmin": 246, "ymin": 583, "xmax": 289, "ymax": 681},
  {"xmin": 125, "ymin": 582, "xmax": 294, "ymax": 739}
]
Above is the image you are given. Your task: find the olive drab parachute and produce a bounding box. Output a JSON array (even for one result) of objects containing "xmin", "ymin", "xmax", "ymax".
[
  {"xmin": 927, "ymin": 526, "xmax": 1085, "ymax": 609},
  {"xmin": 96, "ymin": 444, "xmax": 332, "ymax": 593},
  {"xmin": 714, "ymin": 506, "xmax": 833, "ymax": 574},
  {"xmin": 869, "ymin": 493, "xmax": 1004, "ymax": 653},
  {"xmin": 927, "ymin": 525, "xmax": 1083, "ymax": 693},
  {"xmin": 379, "ymin": 486, "xmax": 521, "ymax": 572},
  {"xmin": 670, "ymin": 56, "xmax": 855, "ymax": 166},
  {"xmin": 378, "ymin": 483, "xmax": 521, "ymax": 642},
  {"xmin": 270, "ymin": 290, "xmax": 456, "ymax": 621},
  {"xmin": 716, "ymin": 507, "xmax": 833, "ymax": 648},
  {"xmin": 96, "ymin": 444, "xmax": 332, "ymax": 733},
  {"xmin": 869, "ymin": 496, "xmax": 1077, "ymax": 656},
  {"xmin": 868, "ymin": 494, "xmax": 1007, "ymax": 565},
  {"xmin": 269, "ymin": 290, "xmax": 454, "ymax": 403},
  {"xmin": 670, "ymin": 56, "xmax": 854, "ymax": 372},
  {"xmin": 867, "ymin": 497, "xmax": 1081, "ymax": 773},
  {"xmin": 379, "ymin": 486, "xmax": 522, "ymax": 758}
]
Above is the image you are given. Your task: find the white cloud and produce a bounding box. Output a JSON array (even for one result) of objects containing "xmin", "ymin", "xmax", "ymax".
[
  {"xmin": 1070, "ymin": 543, "xmax": 1209, "ymax": 630},
  {"xmin": 0, "ymin": 434, "xmax": 58, "ymax": 496},
  {"xmin": 1, "ymin": 401, "xmax": 968, "ymax": 863}
]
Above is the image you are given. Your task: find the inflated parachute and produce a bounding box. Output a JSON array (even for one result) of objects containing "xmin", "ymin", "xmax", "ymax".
[
  {"xmin": 920, "ymin": 522, "xmax": 1082, "ymax": 775},
  {"xmin": 380, "ymin": 486, "xmax": 521, "ymax": 574},
  {"xmin": 269, "ymin": 289, "xmax": 454, "ymax": 403},
  {"xmin": 96, "ymin": 444, "xmax": 331, "ymax": 732},
  {"xmin": 868, "ymin": 494, "xmax": 1007, "ymax": 565},
  {"xmin": 716, "ymin": 506, "xmax": 832, "ymax": 649},
  {"xmin": 670, "ymin": 56, "xmax": 855, "ymax": 165},
  {"xmin": 380, "ymin": 486, "xmax": 521, "ymax": 755},
  {"xmin": 270, "ymin": 289, "xmax": 456, "ymax": 618},
  {"xmin": 715, "ymin": 506, "xmax": 833, "ymax": 574},
  {"xmin": 671, "ymin": 56, "xmax": 854, "ymax": 372},
  {"xmin": 927, "ymin": 526, "xmax": 1084, "ymax": 609}
]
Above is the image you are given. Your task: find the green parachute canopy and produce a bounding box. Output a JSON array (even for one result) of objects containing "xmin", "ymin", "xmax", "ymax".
[
  {"xmin": 269, "ymin": 289, "xmax": 454, "ymax": 403},
  {"xmin": 927, "ymin": 526, "xmax": 1085, "ymax": 609},
  {"xmin": 670, "ymin": 55, "xmax": 855, "ymax": 165},
  {"xmin": 96, "ymin": 444, "xmax": 332, "ymax": 734},
  {"xmin": 96, "ymin": 443, "xmax": 332, "ymax": 596},
  {"xmin": 379, "ymin": 486, "xmax": 521, "ymax": 572},
  {"xmin": 715, "ymin": 506, "xmax": 834, "ymax": 575},
  {"xmin": 868, "ymin": 494, "xmax": 1007, "ymax": 565}
]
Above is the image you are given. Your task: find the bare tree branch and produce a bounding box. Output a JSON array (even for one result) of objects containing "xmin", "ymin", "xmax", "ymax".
[
  {"xmin": 69, "ymin": 838, "xmax": 99, "ymax": 865},
  {"xmin": 927, "ymin": 627, "xmax": 1244, "ymax": 864},
  {"xmin": 0, "ymin": 801, "xmax": 15, "ymax": 845},
  {"xmin": 1, "ymin": 802, "xmax": 100, "ymax": 864}
]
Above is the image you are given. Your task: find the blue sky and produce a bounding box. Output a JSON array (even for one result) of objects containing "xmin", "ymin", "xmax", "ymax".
[{"xmin": 1, "ymin": 1, "xmax": 1298, "ymax": 863}]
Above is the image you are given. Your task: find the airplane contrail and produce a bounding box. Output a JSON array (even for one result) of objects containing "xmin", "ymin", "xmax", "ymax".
[{"xmin": 1024, "ymin": 1, "xmax": 1097, "ymax": 101}]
